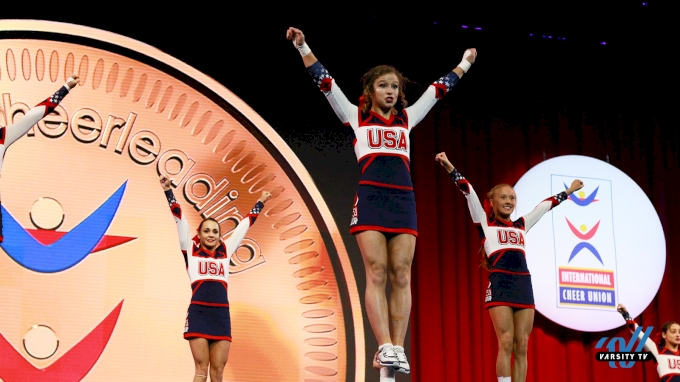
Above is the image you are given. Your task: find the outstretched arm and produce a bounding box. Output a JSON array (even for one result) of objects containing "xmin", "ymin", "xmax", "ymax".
[
  {"xmin": 286, "ymin": 27, "xmax": 356, "ymax": 126},
  {"xmin": 3, "ymin": 75, "xmax": 80, "ymax": 146},
  {"xmin": 160, "ymin": 175, "xmax": 191, "ymax": 254},
  {"xmin": 406, "ymin": 49, "xmax": 477, "ymax": 128},
  {"xmin": 617, "ymin": 304, "xmax": 659, "ymax": 356},
  {"xmin": 223, "ymin": 191, "xmax": 272, "ymax": 258},
  {"xmin": 523, "ymin": 179, "xmax": 583, "ymax": 232},
  {"xmin": 435, "ymin": 152, "xmax": 486, "ymax": 225}
]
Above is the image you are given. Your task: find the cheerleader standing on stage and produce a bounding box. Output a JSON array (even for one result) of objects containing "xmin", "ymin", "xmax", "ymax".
[
  {"xmin": 160, "ymin": 175, "xmax": 271, "ymax": 382},
  {"xmin": 435, "ymin": 152, "xmax": 582, "ymax": 382},
  {"xmin": 286, "ymin": 26, "xmax": 476, "ymax": 374},
  {"xmin": 617, "ymin": 304, "xmax": 680, "ymax": 381},
  {"xmin": 0, "ymin": 75, "xmax": 80, "ymax": 242}
]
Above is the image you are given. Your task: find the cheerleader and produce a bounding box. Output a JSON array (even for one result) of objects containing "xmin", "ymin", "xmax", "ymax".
[
  {"xmin": 435, "ymin": 152, "xmax": 582, "ymax": 382},
  {"xmin": 0, "ymin": 75, "xmax": 80, "ymax": 242},
  {"xmin": 160, "ymin": 175, "xmax": 271, "ymax": 382},
  {"xmin": 618, "ymin": 304, "xmax": 680, "ymax": 381},
  {"xmin": 286, "ymin": 26, "xmax": 476, "ymax": 374}
]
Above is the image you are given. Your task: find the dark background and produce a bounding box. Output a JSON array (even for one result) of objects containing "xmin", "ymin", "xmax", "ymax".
[{"xmin": 3, "ymin": 2, "xmax": 674, "ymax": 380}]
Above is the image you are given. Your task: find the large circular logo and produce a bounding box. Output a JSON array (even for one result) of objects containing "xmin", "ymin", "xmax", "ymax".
[
  {"xmin": 0, "ymin": 20, "xmax": 364, "ymax": 381},
  {"xmin": 511, "ymin": 155, "xmax": 665, "ymax": 332}
]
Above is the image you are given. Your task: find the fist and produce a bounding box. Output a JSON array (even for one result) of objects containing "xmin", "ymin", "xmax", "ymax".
[
  {"xmin": 464, "ymin": 48, "xmax": 477, "ymax": 64},
  {"xmin": 159, "ymin": 175, "xmax": 172, "ymax": 191},
  {"xmin": 286, "ymin": 27, "xmax": 305, "ymax": 46},
  {"xmin": 617, "ymin": 304, "xmax": 627, "ymax": 314},
  {"xmin": 259, "ymin": 191, "xmax": 272, "ymax": 203},
  {"xmin": 570, "ymin": 179, "xmax": 584, "ymax": 193},
  {"xmin": 67, "ymin": 74, "xmax": 80, "ymax": 88},
  {"xmin": 435, "ymin": 152, "xmax": 454, "ymax": 172}
]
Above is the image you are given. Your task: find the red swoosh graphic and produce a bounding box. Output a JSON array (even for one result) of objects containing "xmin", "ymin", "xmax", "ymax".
[
  {"xmin": 0, "ymin": 300, "xmax": 124, "ymax": 381},
  {"xmin": 565, "ymin": 218, "xmax": 600, "ymax": 240},
  {"xmin": 25, "ymin": 229, "xmax": 136, "ymax": 252}
]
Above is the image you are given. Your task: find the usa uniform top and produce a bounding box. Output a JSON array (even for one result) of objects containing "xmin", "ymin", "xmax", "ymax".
[
  {"xmin": 0, "ymin": 82, "xmax": 73, "ymax": 243},
  {"xmin": 307, "ymin": 61, "xmax": 460, "ymax": 235},
  {"xmin": 624, "ymin": 316, "xmax": 680, "ymax": 381},
  {"xmin": 165, "ymin": 189, "xmax": 263, "ymax": 307},
  {"xmin": 450, "ymin": 168, "xmax": 567, "ymax": 309}
]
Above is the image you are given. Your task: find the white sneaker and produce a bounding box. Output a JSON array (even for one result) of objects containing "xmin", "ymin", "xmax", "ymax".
[
  {"xmin": 393, "ymin": 346, "xmax": 410, "ymax": 374},
  {"xmin": 376, "ymin": 345, "xmax": 400, "ymax": 367}
]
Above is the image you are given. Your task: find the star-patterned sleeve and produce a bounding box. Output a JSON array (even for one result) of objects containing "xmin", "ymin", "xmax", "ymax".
[
  {"xmin": 405, "ymin": 71, "xmax": 460, "ymax": 129},
  {"xmin": 2, "ymin": 82, "xmax": 72, "ymax": 148},
  {"xmin": 307, "ymin": 61, "xmax": 358, "ymax": 127},
  {"xmin": 165, "ymin": 189, "xmax": 191, "ymax": 253},
  {"xmin": 223, "ymin": 201, "xmax": 264, "ymax": 261},
  {"xmin": 522, "ymin": 191, "xmax": 568, "ymax": 233},
  {"xmin": 450, "ymin": 168, "xmax": 487, "ymax": 227}
]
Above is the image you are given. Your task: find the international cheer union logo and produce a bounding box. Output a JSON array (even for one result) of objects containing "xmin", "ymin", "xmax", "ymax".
[{"xmin": 512, "ymin": 155, "xmax": 665, "ymax": 332}]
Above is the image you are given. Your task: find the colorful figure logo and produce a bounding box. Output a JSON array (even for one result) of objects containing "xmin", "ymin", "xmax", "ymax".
[
  {"xmin": 0, "ymin": 183, "xmax": 134, "ymax": 381},
  {"xmin": 554, "ymin": 176, "xmax": 617, "ymax": 309}
]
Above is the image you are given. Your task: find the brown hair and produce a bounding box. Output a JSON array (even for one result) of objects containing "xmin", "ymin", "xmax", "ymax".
[
  {"xmin": 479, "ymin": 183, "xmax": 514, "ymax": 271},
  {"xmin": 359, "ymin": 65, "xmax": 408, "ymax": 113},
  {"xmin": 659, "ymin": 321, "xmax": 679, "ymax": 348},
  {"xmin": 198, "ymin": 217, "xmax": 221, "ymax": 235}
]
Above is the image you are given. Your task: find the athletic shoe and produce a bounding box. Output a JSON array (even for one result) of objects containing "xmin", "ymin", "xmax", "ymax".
[
  {"xmin": 393, "ymin": 346, "xmax": 410, "ymax": 374},
  {"xmin": 376, "ymin": 345, "xmax": 400, "ymax": 367}
]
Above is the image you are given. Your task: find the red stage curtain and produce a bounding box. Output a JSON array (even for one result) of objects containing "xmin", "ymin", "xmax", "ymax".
[{"xmin": 409, "ymin": 97, "xmax": 677, "ymax": 381}]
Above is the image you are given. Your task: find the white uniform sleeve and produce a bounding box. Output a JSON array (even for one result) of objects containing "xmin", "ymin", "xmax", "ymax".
[
  {"xmin": 307, "ymin": 61, "xmax": 357, "ymax": 127},
  {"xmin": 450, "ymin": 168, "xmax": 486, "ymax": 226},
  {"xmin": 405, "ymin": 71, "xmax": 460, "ymax": 129},
  {"xmin": 224, "ymin": 201, "xmax": 264, "ymax": 260},
  {"xmin": 165, "ymin": 189, "xmax": 192, "ymax": 253},
  {"xmin": 522, "ymin": 192, "xmax": 568, "ymax": 233},
  {"xmin": 626, "ymin": 320, "xmax": 659, "ymax": 358}
]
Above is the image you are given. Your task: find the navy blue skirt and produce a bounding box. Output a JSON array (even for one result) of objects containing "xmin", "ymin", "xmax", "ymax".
[
  {"xmin": 349, "ymin": 184, "xmax": 417, "ymax": 237},
  {"xmin": 485, "ymin": 272, "xmax": 535, "ymax": 310},
  {"xmin": 184, "ymin": 304, "xmax": 232, "ymax": 341}
]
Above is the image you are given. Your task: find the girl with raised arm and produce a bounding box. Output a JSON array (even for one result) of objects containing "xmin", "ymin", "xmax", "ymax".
[
  {"xmin": 0, "ymin": 75, "xmax": 80, "ymax": 242},
  {"xmin": 617, "ymin": 304, "xmax": 680, "ymax": 381},
  {"xmin": 435, "ymin": 152, "xmax": 582, "ymax": 382},
  {"xmin": 286, "ymin": 26, "xmax": 476, "ymax": 374},
  {"xmin": 160, "ymin": 175, "xmax": 271, "ymax": 382}
]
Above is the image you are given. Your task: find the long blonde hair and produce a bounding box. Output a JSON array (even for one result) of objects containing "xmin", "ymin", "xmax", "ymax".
[{"xmin": 479, "ymin": 183, "xmax": 514, "ymax": 271}]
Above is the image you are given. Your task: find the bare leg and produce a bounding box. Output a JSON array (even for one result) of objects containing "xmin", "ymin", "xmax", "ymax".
[
  {"xmin": 512, "ymin": 308, "xmax": 534, "ymax": 382},
  {"xmin": 489, "ymin": 306, "xmax": 514, "ymax": 378},
  {"xmin": 356, "ymin": 230, "xmax": 391, "ymax": 345},
  {"xmin": 386, "ymin": 233, "xmax": 416, "ymax": 347},
  {"xmin": 208, "ymin": 340, "xmax": 231, "ymax": 382},
  {"xmin": 189, "ymin": 338, "xmax": 210, "ymax": 382}
]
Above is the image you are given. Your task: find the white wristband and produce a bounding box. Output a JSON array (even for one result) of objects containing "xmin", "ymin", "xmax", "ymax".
[
  {"xmin": 295, "ymin": 42, "xmax": 311, "ymax": 57},
  {"xmin": 458, "ymin": 50, "xmax": 473, "ymax": 73}
]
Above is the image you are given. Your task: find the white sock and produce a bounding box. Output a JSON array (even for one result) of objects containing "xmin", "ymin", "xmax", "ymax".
[
  {"xmin": 393, "ymin": 345, "xmax": 404, "ymax": 352},
  {"xmin": 498, "ymin": 377, "xmax": 511, "ymax": 382},
  {"xmin": 378, "ymin": 343, "xmax": 393, "ymax": 351}
]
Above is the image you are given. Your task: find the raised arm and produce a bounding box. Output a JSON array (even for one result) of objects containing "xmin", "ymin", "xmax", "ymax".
[
  {"xmin": 617, "ymin": 304, "xmax": 659, "ymax": 357},
  {"xmin": 160, "ymin": 175, "xmax": 191, "ymax": 253},
  {"xmin": 3, "ymin": 75, "xmax": 80, "ymax": 146},
  {"xmin": 405, "ymin": 49, "xmax": 477, "ymax": 128},
  {"xmin": 523, "ymin": 179, "xmax": 583, "ymax": 232},
  {"xmin": 286, "ymin": 27, "xmax": 356, "ymax": 126},
  {"xmin": 435, "ymin": 152, "xmax": 486, "ymax": 225},
  {"xmin": 223, "ymin": 191, "xmax": 272, "ymax": 258}
]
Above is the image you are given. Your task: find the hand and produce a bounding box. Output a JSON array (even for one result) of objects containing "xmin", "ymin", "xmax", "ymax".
[
  {"xmin": 435, "ymin": 152, "xmax": 455, "ymax": 173},
  {"xmin": 372, "ymin": 351, "xmax": 381, "ymax": 370},
  {"xmin": 286, "ymin": 27, "xmax": 305, "ymax": 46},
  {"xmin": 617, "ymin": 304, "xmax": 628, "ymax": 315},
  {"xmin": 66, "ymin": 74, "xmax": 80, "ymax": 88},
  {"xmin": 159, "ymin": 175, "xmax": 172, "ymax": 191},
  {"xmin": 463, "ymin": 48, "xmax": 477, "ymax": 64},
  {"xmin": 567, "ymin": 179, "xmax": 584, "ymax": 195},
  {"xmin": 259, "ymin": 191, "xmax": 272, "ymax": 204}
]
